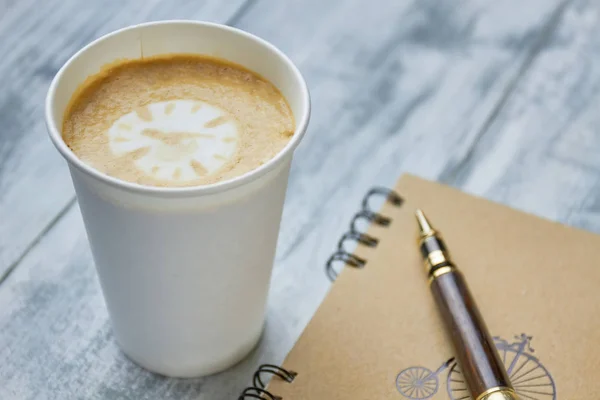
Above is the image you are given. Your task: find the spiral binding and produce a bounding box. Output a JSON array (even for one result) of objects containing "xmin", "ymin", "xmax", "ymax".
[
  {"xmin": 326, "ymin": 187, "xmax": 403, "ymax": 281},
  {"xmin": 238, "ymin": 364, "xmax": 297, "ymax": 399},
  {"xmin": 238, "ymin": 187, "xmax": 402, "ymax": 399}
]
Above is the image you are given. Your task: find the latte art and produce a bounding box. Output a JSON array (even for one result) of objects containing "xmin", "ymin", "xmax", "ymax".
[
  {"xmin": 62, "ymin": 55, "xmax": 295, "ymax": 187},
  {"xmin": 108, "ymin": 100, "xmax": 238, "ymax": 182}
]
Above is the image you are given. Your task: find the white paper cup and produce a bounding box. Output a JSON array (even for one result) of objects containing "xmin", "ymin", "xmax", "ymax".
[{"xmin": 45, "ymin": 21, "xmax": 310, "ymax": 378}]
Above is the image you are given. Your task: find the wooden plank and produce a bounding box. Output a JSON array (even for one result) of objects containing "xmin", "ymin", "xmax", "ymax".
[
  {"xmin": 0, "ymin": 0, "xmax": 249, "ymax": 281},
  {"xmin": 438, "ymin": 0, "xmax": 600, "ymax": 233},
  {"xmin": 0, "ymin": 0, "xmax": 591, "ymax": 398}
]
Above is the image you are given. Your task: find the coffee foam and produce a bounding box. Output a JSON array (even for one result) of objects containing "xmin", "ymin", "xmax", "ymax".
[
  {"xmin": 109, "ymin": 100, "xmax": 238, "ymax": 182},
  {"xmin": 62, "ymin": 55, "xmax": 295, "ymax": 187}
]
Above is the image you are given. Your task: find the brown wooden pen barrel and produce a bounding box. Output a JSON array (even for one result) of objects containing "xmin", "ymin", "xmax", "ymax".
[{"xmin": 430, "ymin": 270, "xmax": 512, "ymax": 398}]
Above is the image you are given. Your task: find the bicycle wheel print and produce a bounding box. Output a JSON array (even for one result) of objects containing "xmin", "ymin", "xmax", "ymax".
[
  {"xmin": 396, "ymin": 366, "xmax": 439, "ymax": 399},
  {"xmin": 446, "ymin": 351, "xmax": 555, "ymax": 400}
]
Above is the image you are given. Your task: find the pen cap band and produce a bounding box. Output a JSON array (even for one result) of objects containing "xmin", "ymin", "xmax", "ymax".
[
  {"xmin": 420, "ymin": 235, "xmax": 452, "ymax": 272},
  {"xmin": 477, "ymin": 387, "xmax": 519, "ymax": 400}
]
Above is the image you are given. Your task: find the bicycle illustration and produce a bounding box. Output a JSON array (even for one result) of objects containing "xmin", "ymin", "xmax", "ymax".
[{"xmin": 396, "ymin": 334, "xmax": 556, "ymax": 400}]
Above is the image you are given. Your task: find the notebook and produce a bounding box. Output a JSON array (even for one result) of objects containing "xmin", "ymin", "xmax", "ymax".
[{"xmin": 238, "ymin": 174, "xmax": 600, "ymax": 399}]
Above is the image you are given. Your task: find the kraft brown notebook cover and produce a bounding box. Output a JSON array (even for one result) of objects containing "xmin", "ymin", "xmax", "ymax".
[{"xmin": 242, "ymin": 174, "xmax": 600, "ymax": 399}]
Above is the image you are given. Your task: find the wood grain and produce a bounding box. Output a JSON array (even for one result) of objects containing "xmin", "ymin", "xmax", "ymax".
[
  {"xmin": 439, "ymin": 0, "xmax": 600, "ymax": 231},
  {"xmin": 2, "ymin": 0, "xmax": 600, "ymax": 398}
]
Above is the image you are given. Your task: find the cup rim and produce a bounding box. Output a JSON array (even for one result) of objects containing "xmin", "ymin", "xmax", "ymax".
[{"xmin": 45, "ymin": 20, "xmax": 310, "ymax": 198}]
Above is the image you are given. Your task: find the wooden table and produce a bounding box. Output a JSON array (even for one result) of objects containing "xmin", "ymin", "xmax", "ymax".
[{"xmin": 1, "ymin": 0, "xmax": 599, "ymax": 398}]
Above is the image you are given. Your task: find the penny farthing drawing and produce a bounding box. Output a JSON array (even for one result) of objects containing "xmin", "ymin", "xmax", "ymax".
[
  {"xmin": 446, "ymin": 335, "xmax": 555, "ymax": 400},
  {"xmin": 396, "ymin": 334, "xmax": 555, "ymax": 400}
]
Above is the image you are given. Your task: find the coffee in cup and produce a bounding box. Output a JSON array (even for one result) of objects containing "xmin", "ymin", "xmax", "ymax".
[{"xmin": 62, "ymin": 54, "xmax": 295, "ymax": 187}]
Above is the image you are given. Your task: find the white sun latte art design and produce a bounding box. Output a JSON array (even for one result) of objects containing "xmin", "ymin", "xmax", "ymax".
[{"xmin": 108, "ymin": 100, "xmax": 238, "ymax": 182}]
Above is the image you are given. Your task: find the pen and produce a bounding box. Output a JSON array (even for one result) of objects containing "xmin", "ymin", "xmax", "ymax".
[{"xmin": 416, "ymin": 209, "xmax": 519, "ymax": 400}]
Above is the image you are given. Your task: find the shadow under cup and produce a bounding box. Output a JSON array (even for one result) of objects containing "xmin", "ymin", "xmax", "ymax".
[{"xmin": 45, "ymin": 21, "xmax": 310, "ymax": 378}]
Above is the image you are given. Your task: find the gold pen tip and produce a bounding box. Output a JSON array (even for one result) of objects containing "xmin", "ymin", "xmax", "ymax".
[{"xmin": 416, "ymin": 209, "xmax": 434, "ymax": 236}]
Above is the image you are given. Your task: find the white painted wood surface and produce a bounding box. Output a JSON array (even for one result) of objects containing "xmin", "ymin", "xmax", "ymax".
[{"xmin": 1, "ymin": 0, "xmax": 598, "ymax": 398}]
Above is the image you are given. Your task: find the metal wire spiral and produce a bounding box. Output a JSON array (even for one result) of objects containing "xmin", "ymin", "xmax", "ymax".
[
  {"xmin": 238, "ymin": 364, "xmax": 297, "ymax": 400},
  {"xmin": 238, "ymin": 187, "xmax": 403, "ymax": 399},
  {"xmin": 238, "ymin": 387, "xmax": 280, "ymax": 400},
  {"xmin": 253, "ymin": 364, "xmax": 297, "ymax": 389},
  {"xmin": 326, "ymin": 187, "xmax": 403, "ymax": 281}
]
